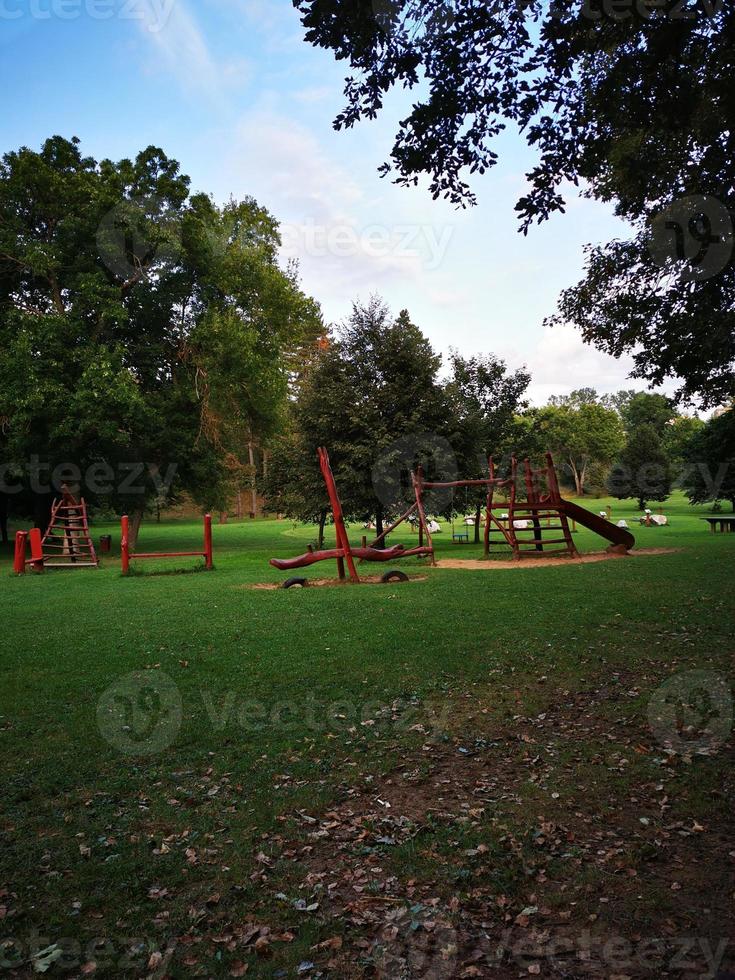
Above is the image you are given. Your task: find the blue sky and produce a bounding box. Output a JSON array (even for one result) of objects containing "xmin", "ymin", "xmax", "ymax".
[{"xmin": 0, "ymin": 0, "xmax": 663, "ymax": 403}]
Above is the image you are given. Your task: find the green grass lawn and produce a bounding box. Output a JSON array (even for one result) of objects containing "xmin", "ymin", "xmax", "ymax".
[{"xmin": 1, "ymin": 493, "xmax": 733, "ymax": 978}]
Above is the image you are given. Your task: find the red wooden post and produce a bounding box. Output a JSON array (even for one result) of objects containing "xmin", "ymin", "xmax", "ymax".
[
  {"xmin": 412, "ymin": 466, "xmax": 435, "ymax": 565},
  {"xmin": 318, "ymin": 448, "xmax": 359, "ymax": 583},
  {"xmin": 29, "ymin": 527, "xmax": 44, "ymax": 572},
  {"xmin": 13, "ymin": 531, "xmax": 28, "ymax": 575},
  {"xmin": 121, "ymin": 515, "xmax": 130, "ymax": 575},
  {"xmin": 204, "ymin": 514, "xmax": 213, "ymax": 570}
]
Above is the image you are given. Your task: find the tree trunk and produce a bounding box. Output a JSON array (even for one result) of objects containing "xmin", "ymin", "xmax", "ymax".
[
  {"xmin": 32, "ymin": 492, "xmax": 52, "ymax": 534},
  {"xmin": 128, "ymin": 508, "xmax": 144, "ymax": 551},
  {"xmin": 474, "ymin": 502, "xmax": 482, "ymax": 544},
  {"xmin": 0, "ymin": 493, "xmax": 8, "ymax": 545},
  {"xmin": 638, "ymin": 497, "xmax": 647, "ymax": 510},
  {"xmin": 248, "ymin": 441, "xmax": 258, "ymax": 518},
  {"xmin": 570, "ymin": 459, "xmax": 583, "ymax": 497},
  {"xmin": 317, "ymin": 508, "xmax": 327, "ymax": 549},
  {"xmin": 375, "ymin": 504, "xmax": 385, "ymax": 549}
]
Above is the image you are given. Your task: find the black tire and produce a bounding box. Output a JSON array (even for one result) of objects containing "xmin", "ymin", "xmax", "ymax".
[
  {"xmin": 283, "ymin": 577, "xmax": 308, "ymax": 589},
  {"xmin": 381, "ymin": 570, "xmax": 409, "ymax": 584}
]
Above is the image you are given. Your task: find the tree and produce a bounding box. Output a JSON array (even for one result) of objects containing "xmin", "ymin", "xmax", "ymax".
[
  {"xmin": 663, "ymin": 414, "xmax": 705, "ymax": 473},
  {"xmin": 269, "ymin": 297, "xmax": 450, "ymax": 543},
  {"xmin": 601, "ymin": 389, "xmax": 638, "ymax": 415},
  {"xmin": 295, "ymin": 2, "xmax": 735, "ymax": 405},
  {"xmin": 261, "ymin": 416, "xmax": 332, "ymax": 546},
  {"xmin": 547, "ymin": 388, "xmax": 600, "ymax": 409},
  {"xmin": 608, "ymin": 423, "xmax": 673, "ymax": 510},
  {"xmin": 444, "ymin": 351, "xmax": 530, "ymax": 541},
  {"xmin": 681, "ymin": 409, "xmax": 735, "ymax": 511},
  {"xmin": 535, "ymin": 401, "xmax": 625, "ymax": 496},
  {"xmin": 0, "ymin": 136, "xmax": 322, "ymax": 542},
  {"xmin": 620, "ymin": 392, "xmax": 676, "ymax": 436}
]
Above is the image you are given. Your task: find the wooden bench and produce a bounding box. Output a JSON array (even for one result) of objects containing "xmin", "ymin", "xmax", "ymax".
[{"xmin": 702, "ymin": 516, "xmax": 735, "ymax": 533}]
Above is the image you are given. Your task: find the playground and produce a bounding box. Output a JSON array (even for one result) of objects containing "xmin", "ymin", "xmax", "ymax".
[{"xmin": 1, "ymin": 491, "xmax": 733, "ymax": 978}]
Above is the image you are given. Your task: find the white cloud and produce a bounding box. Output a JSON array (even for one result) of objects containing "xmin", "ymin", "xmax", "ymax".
[
  {"xmin": 524, "ymin": 323, "xmax": 676, "ymax": 404},
  {"xmin": 135, "ymin": 0, "xmax": 251, "ymax": 100},
  {"xmin": 220, "ymin": 111, "xmax": 450, "ymax": 314}
]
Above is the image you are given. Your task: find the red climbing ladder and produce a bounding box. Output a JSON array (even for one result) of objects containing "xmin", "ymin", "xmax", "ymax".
[{"xmin": 41, "ymin": 488, "xmax": 99, "ymax": 569}]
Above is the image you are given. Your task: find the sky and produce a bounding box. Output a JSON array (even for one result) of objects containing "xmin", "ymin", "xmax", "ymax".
[{"xmin": 0, "ymin": 0, "xmax": 672, "ymax": 404}]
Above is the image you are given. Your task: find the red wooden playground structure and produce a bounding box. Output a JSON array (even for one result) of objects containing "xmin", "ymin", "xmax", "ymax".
[
  {"xmin": 121, "ymin": 513, "xmax": 213, "ymax": 574},
  {"xmin": 13, "ymin": 487, "xmax": 98, "ymax": 573},
  {"xmin": 269, "ymin": 447, "xmax": 433, "ymax": 583},
  {"xmin": 269, "ymin": 448, "xmax": 634, "ymax": 583}
]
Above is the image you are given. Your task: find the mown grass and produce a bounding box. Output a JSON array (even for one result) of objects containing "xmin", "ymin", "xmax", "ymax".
[{"xmin": 0, "ymin": 492, "xmax": 733, "ymax": 977}]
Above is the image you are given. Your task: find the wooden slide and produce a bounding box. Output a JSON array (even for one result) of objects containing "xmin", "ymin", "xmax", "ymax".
[{"xmin": 558, "ymin": 500, "xmax": 636, "ymax": 553}]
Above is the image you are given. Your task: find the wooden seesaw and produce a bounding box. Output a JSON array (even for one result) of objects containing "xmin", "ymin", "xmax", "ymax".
[{"xmin": 269, "ymin": 447, "xmax": 433, "ymax": 585}]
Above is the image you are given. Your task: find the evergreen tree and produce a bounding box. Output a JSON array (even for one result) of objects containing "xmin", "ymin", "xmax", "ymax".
[
  {"xmin": 682, "ymin": 409, "xmax": 735, "ymax": 511},
  {"xmin": 266, "ymin": 297, "xmax": 451, "ymax": 543},
  {"xmin": 609, "ymin": 423, "xmax": 674, "ymax": 510}
]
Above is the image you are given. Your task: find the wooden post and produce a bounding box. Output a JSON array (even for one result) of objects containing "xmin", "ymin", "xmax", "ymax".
[
  {"xmin": 412, "ymin": 466, "xmax": 435, "ymax": 565},
  {"xmin": 13, "ymin": 531, "xmax": 27, "ymax": 575},
  {"xmin": 484, "ymin": 456, "xmax": 495, "ymax": 558},
  {"xmin": 204, "ymin": 514, "xmax": 213, "ymax": 570},
  {"xmin": 121, "ymin": 515, "xmax": 130, "ymax": 575},
  {"xmin": 29, "ymin": 527, "xmax": 44, "ymax": 572},
  {"xmin": 318, "ymin": 448, "xmax": 359, "ymax": 583}
]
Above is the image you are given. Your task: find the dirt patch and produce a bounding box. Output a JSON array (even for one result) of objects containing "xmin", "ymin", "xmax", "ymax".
[
  {"xmin": 243, "ymin": 574, "xmax": 428, "ymax": 591},
  {"xmin": 250, "ymin": 676, "xmax": 733, "ymax": 978},
  {"xmin": 435, "ymin": 547, "xmax": 679, "ymax": 570}
]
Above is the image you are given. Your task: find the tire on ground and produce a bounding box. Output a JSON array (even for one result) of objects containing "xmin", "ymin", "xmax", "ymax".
[
  {"xmin": 381, "ymin": 570, "xmax": 409, "ymax": 584},
  {"xmin": 283, "ymin": 577, "xmax": 308, "ymax": 589}
]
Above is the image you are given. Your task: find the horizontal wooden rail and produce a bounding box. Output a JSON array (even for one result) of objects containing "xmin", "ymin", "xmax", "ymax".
[{"xmin": 121, "ymin": 514, "xmax": 213, "ymax": 574}]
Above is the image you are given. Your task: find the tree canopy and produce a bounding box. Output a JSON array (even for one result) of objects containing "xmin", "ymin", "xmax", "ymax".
[
  {"xmin": 534, "ymin": 399, "xmax": 626, "ymax": 496},
  {"xmin": 294, "ymin": 1, "xmax": 734, "ymax": 405},
  {"xmin": 682, "ymin": 408, "xmax": 735, "ymax": 511},
  {"xmin": 608, "ymin": 422, "xmax": 674, "ymax": 510},
  {"xmin": 0, "ymin": 136, "xmax": 322, "ymax": 533},
  {"xmin": 265, "ymin": 297, "xmax": 451, "ymax": 541}
]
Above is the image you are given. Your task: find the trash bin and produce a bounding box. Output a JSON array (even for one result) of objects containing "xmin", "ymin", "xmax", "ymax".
[{"xmin": 99, "ymin": 535, "xmax": 112, "ymax": 554}]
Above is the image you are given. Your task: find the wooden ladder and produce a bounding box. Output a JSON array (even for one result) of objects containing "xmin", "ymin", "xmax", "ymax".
[
  {"xmin": 508, "ymin": 455, "xmax": 578, "ymax": 559},
  {"xmin": 41, "ymin": 489, "xmax": 99, "ymax": 569}
]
